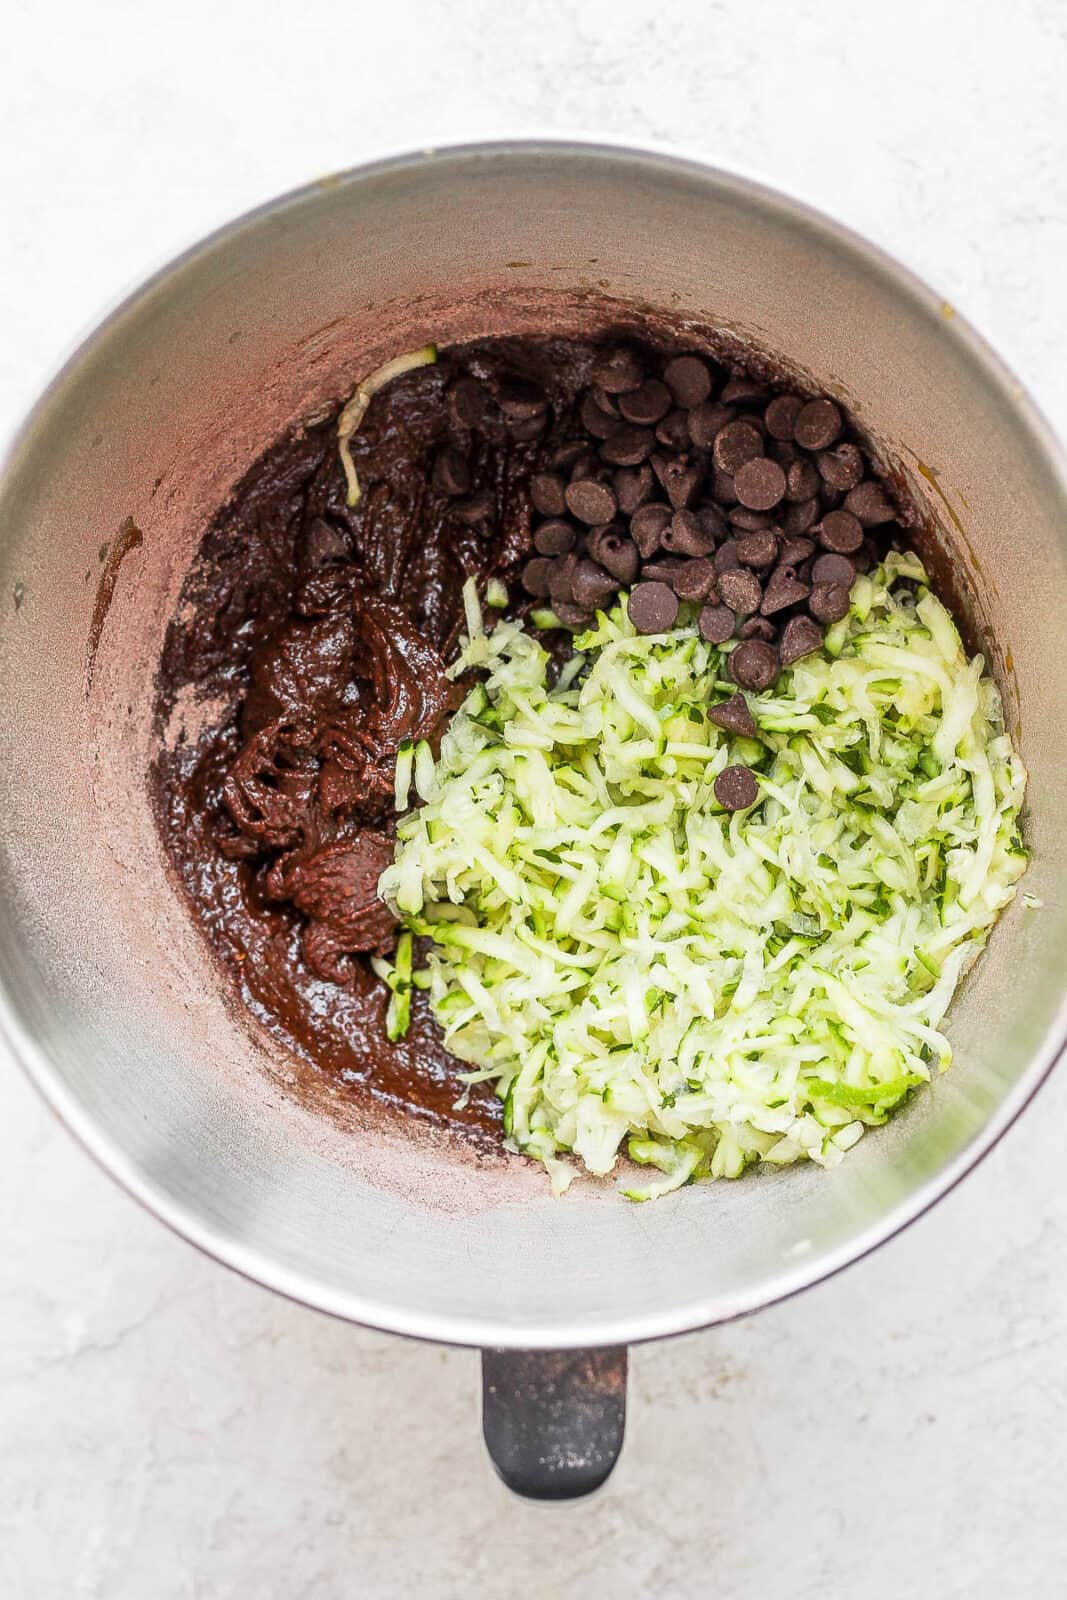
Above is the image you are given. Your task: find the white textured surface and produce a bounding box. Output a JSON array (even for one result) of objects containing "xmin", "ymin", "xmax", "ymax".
[{"xmin": 3, "ymin": 2, "xmax": 1067, "ymax": 1595}]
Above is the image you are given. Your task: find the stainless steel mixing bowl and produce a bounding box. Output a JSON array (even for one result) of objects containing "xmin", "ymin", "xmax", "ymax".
[{"xmin": 2, "ymin": 141, "xmax": 1065, "ymax": 1496}]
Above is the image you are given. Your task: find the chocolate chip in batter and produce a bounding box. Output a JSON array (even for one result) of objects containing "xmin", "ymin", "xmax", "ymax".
[
  {"xmin": 818, "ymin": 510, "xmax": 864, "ymax": 554},
  {"xmin": 809, "ymin": 582, "xmax": 851, "ymax": 623},
  {"xmin": 761, "ymin": 564, "xmax": 812, "ymax": 615},
  {"xmin": 794, "ymin": 398, "xmax": 842, "ymax": 451},
  {"xmin": 699, "ymin": 603, "xmax": 737, "ymax": 645},
  {"xmin": 817, "ymin": 443, "xmax": 864, "ymax": 492},
  {"xmin": 453, "ymin": 489, "xmax": 495, "ymax": 527},
  {"xmin": 709, "ymin": 692, "xmax": 757, "ymax": 737},
  {"xmin": 497, "ymin": 375, "xmax": 547, "ymax": 420},
  {"xmin": 601, "ymin": 425, "xmax": 656, "ymax": 467},
  {"xmin": 587, "ymin": 526, "xmax": 640, "ymax": 585},
  {"xmin": 714, "ymin": 764, "xmax": 759, "ymax": 810},
  {"xmin": 628, "ymin": 581, "xmax": 679, "ymax": 633},
  {"xmin": 844, "ymin": 480, "xmax": 896, "ymax": 526},
  {"xmin": 619, "ymin": 380, "xmax": 673, "ymax": 425},
  {"xmin": 729, "ymin": 638, "xmax": 780, "ymax": 691},
  {"xmin": 614, "ymin": 464, "xmax": 654, "ymax": 514},
  {"xmin": 593, "ymin": 347, "xmax": 644, "ymax": 394},
  {"xmin": 779, "ymin": 613, "xmax": 824, "ymax": 664},
  {"xmin": 530, "ymin": 472, "xmax": 568, "ymax": 517},
  {"xmin": 735, "ymin": 529, "xmax": 779, "ymax": 570},
  {"xmin": 522, "ymin": 557, "xmax": 554, "ymax": 598},
  {"xmin": 811, "ymin": 552, "xmax": 856, "ymax": 587},
  {"xmin": 572, "ymin": 559, "xmax": 620, "ymax": 610},
  {"xmin": 734, "ymin": 457, "xmax": 787, "ymax": 512},
  {"xmin": 672, "ymin": 558, "xmax": 718, "ymax": 602},
  {"xmin": 534, "ymin": 519, "xmax": 577, "ymax": 556},
  {"xmin": 565, "ymin": 478, "xmax": 617, "ymax": 525},
  {"xmin": 630, "ymin": 502, "xmax": 672, "ymax": 558},
  {"xmin": 718, "ymin": 567, "xmax": 762, "ymax": 616},
  {"xmin": 664, "ymin": 355, "xmax": 713, "ymax": 408},
  {"xmin": 714, "ymin": 420, "xmax": 763, "ymax": 474},
  {"xmin": 764, "ymin": 394, "xmax": 804, "ymax": 441}
]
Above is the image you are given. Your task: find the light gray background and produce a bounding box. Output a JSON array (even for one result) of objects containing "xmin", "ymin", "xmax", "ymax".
[{"xmin": 3, "ymin": 2, "xmax": 1066, "ymax": 1595}]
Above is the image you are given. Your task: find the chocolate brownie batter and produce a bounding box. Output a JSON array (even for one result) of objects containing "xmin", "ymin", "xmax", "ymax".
[
  {"xmin": 153, "ymin": 338, "xmax": 609, "ymax": 1137},
  {"xmin": 153, "ymin": 331, "xmax": 913, "ymax": 1141}
]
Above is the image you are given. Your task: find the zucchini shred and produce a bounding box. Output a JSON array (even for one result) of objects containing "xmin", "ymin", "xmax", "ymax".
[{"xmin": 376, "ymin": 552, "xmax": 1028, "ymax": 1200}]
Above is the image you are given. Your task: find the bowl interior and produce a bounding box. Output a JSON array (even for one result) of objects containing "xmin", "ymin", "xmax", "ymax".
[{"xmin": 1, "ymin": 143, "xmax": 1065, "ymax": 1346}]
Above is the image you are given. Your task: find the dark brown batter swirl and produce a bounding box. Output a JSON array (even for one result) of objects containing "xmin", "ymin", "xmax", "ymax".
[{"xmin": 153, "ymin": 338, "xmax": 601, "ymax": 1137}]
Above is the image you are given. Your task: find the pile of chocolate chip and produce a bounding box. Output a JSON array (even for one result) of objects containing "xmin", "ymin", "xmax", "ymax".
[{"xmin": 519, "ymin": 346, "xmax": 900, "ymax": 692}]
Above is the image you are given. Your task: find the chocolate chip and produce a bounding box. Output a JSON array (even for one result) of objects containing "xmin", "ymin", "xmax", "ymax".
[
  {"xmin": 447, "ymin": 376, "xmax": 487, "ymax": 428},
  {"xmin": 581, "ymin": 391, "xmax": 620, "ymax": 439},
  {"xmin": 601, "ymin": 426, "xmax": 656, "ymax": 466},
  {"xmin": 509, "ymin": 412, "xmax": 547, "ymax": 441},
  {"xmin": 739, "ymin": 616, "xmax": 777, "ymax": 642},
  {"xmin": 565, "ymin": 478, "xmax": 617, "ymax": 525},
  {"xmin": 714, "ymin": 763, "xmax": 759, "ymax": 810},
  {"xmin": 569, "ymin": 450, "xmax": 600, "ymax": 482},
  {"xmin": 530, "ymin": 472, "xmax": 567, "ymax": 517},
  {"xmin": 812, "ymin": 552, "xmax": 855, "ymax": 586},
  {"xmin": 718, "ymin": 567, "xmax": 762, "ymax": 616},
  {"xmin": 809, "ymin": 582, "xmax": 851, "ymax": 623},
  {"xmin": 734, "ymin": 457, "xmax": 787, "ymax": 512},
  {"xmin": 712, "ymin": 469, "xmax": 738, "ymax": 505},
  {"xmin": 591, "ymin": 385, "xmax": 621, "ymax": 416},
  {"xmin": 729, "ymin": 639, "xmax": 780, "ymax": 691},
  {"xmin": 794, "ymin": 398, "xmax": 842, "ymax": 451},
  {"xmin": 572, "ymin": 559, "xmax": 620, "ymax": 610},
  {"xmin": 721, "ymin": 377, "xmax": 769, "ymax": 405},
  {"xmin": 303, "ymin": 517, "xmax": 348, "ymax": 569},
  {"xmin": 433, "ymin": 446, "xmax": 471, "ymax": 496},
  {"xmin": 688, "ymin": 402, "xmax": 735, "ymax": 451},
  {"xmin": 592, "ymin": 348, "xmax": 644, "ymax": 394},
  {"xmin": 817, "ymin": 443, "xmax": 864, "ymax": 492},
  {"xmin": 709, "ymin": 692, "xmax": 757, "ymax": 737},
  {"xmin": 550, "ymin": 441, "xmax": 588, "ymax": 473},
  {"xmin": 714, "ymin": 420, "xmax": 763, "ymax": 474},
  {"xmin": 786, "ymin": 458, "xmax": 821, "ymax": 502},
  {"xmin": 630, "ymin": 503, "xmax": 672, "ymax": 558},
  {"xmin": 728, "ymin": 506, "xmax": 773, "ymax": 532},
  {"xmin": 699, "ymin": 604, "xmax": 736, "ymax": 644},
  {"xmin": 548, "ymin": 552, "xmax": 578, "ymax": 605},
  {"xmin": 761, "ymin": 565, "xmax": 812, "ymax": 615},
  {"xmin": 779, "ymin": 535, "xmax": 816, "ymax": 566},
  {"xmin": 554, "ymin": 600, "xmax": 594, "ymax": 629},
  {"xmin": 453, "ymin": 490, "xmax": 495, "ymax": 526},
  {"xmin": 672, "ymin": 557, "xmax": 718, "ymax": 602},
  {"xmin": 783, "ymin": 497, "xmax": 820, "ymax": 535},
  {"xmin": 497, "ymin": 375, "xmax": 547, "ymax": 420},
  {"xmin": 656, "ymin": 409, "xmax": 693, "ymax": 451},
  {"xmin": 663, "ymin": 510, "xmax": 716, "ymax": 557},
  {"xmin": 619, "ymin": 380, "xmax": 672, "ymax": 425},
  {"xmin": 534, "ymin": 519, "xmax": 577, "ymax": 556},
  {"xmin": 764, "ymin": 394, "xmax": 804, "ymax": 441},
  {"xmin": 653, "ymin": 455, "xmax": 703, "ymax": 509},
  {"xmin": 628, "ymin": 581, "xmax": 679, "ymax": 634},
  {"xmin": 522, "ymin": 557, "xmax": 554, "ymax": 598},
  {"xmin": 587, "ymin": 527, "xmax": 640, "ymax": 585},
  {"xmin": 697, "ymin": 505, "xmax": 728, "ymax": 542},
  {"xmin": 664, "ymin": 355, "xmax": 713, "ymax": 408},
  {"xmin": 818, "ymin": 510, "xmax": 864, "ymax": 554},
  {"xmin": 779, "ymin": 613, "xmax": 824, "ymax": 665},
  {"xmin": 713, "ymin": 540, "xmax": 742, "ymax": 575},
  {"xmin": 614, "ymin": 464, "xmax": 654, "ymax": 514},
  {"xmin": 735, "ymin": 529, "xmax": 779, "ymax": 569},
  {"xmin": 844, "ymin": 480, "xmax": 896, "ymax": 526}
]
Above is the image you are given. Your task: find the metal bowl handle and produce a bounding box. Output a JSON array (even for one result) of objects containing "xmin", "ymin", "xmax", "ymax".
[{"xmin": 481, "ymin": 1346, "xmax": 627, "ymax": 1498}]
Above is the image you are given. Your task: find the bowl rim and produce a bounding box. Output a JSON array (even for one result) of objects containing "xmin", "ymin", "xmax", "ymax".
[{"xmin": 4, "ymin": 134, "xmax": 1067, "ymax": 1350}]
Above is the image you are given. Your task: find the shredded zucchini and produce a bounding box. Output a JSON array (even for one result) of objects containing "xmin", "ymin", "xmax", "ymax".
[{"xmin": 378, "ymin": 554, "xmax": 1028, "ymax": 1198}]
